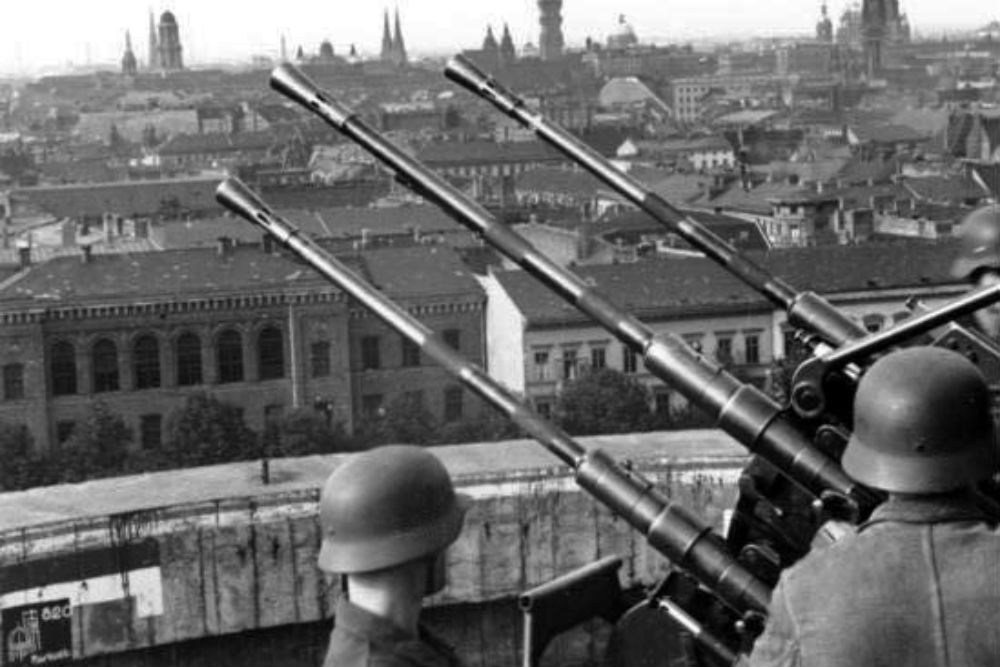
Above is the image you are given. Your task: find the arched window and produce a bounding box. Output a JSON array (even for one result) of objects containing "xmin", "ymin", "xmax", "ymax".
[
  {"xmin": 216, "ymin": 329, "xmax": 243, "ymax": 384},
  {"xmin": 50, "ymin": 341, "xmax": 77, "ymax": 396},
  {"xmin": 176, "ymin": 332, "xmax": 202, "ymax": 386},
  {"xmin": 258, "ymin": 326, "xmax": 284, "ymax": 380},
  {"xmin": 92, "ymin": 338, "xmax": 119, "ymax": 393},
  {"xmin": 133, "ymin": 335, "xmax": 160, "ymax": 389}
]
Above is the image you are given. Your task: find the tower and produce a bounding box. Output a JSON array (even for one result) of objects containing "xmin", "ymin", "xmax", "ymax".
[
  {"xmin": 147, "ymin": 9, "xmax": 160, "ymax": 70},
  {"xmin": 816, "ymin": 3, "xmax": 834, "ymax": 42},
  {"xmin": 121, "ymin": 31, "xmax": 138, "ymax": 76},
  {"xmin": 538, "ymin": 0, "xmax": 564, "ymax": 61},
  {"xmin": 861, "ymin": 0, "xmax": 887, "ymax": 76},
  {"xmin": 380, "ymin": 9, "xmax": 393, "ymax": 62},
  {"xmin": 499, "ymin": 24, "xmax": 517, "ymax": 67},
  {"xmin": 158, "ymin": 10, "xmax": 184, "ymax": 70},
  {"xmin": 392, "ymin": 8, "xmax": 408, "ymax": 66}
]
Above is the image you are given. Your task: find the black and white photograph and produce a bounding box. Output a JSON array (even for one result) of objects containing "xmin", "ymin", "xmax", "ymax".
[{"xmin": 0, "ymin": 1, "xmax": 998, "ymax": 665}]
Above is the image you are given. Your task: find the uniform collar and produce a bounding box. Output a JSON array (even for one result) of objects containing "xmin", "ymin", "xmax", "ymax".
[
  {"xmin": 334, "ymin": 598, "xmax": 459, "ymax": 666},
  {"xmin": 862, "ymin": 489, "xmax": 995, "ymax": 529}
]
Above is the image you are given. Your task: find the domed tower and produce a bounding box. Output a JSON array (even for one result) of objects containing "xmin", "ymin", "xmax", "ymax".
[
  {"xmin": 319, "ymin": 40, "xmax": 335, "ymax": 60},
  {"xmin": 158, "ymin": 10, "xmax": 184, "ymax": 71},
  {"xmin": 538, "ymin": 0, "xmax": 564, "ymax": 61},
  {"xmin": 122, "ymin": 31, "xmax": 138, "ymax": 76},
  {"xmin": 861, "ymin": 0, "xmax": 887, "ymax": 76},
  {"xmin": 816, "ymin": 3, "xmax": 834, "ymax": 42}
]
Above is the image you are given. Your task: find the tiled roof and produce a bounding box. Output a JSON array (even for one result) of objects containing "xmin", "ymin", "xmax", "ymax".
[
  {"xmin": 11, "ymin": 177, "xmax": 223, "ymax": 218},
  {"xmin": 903, "ymin": 175, "xmax": 990, "ymax": 204},
  {"xmin": 496, "ymin": 241, "xmax": 962, "ymax": 327},
  {"xmin": 597, "ymin": 208, "xmax": 771, "ymax": 252},
  {"xmin": 416, "ymin": 140, "xmax": 565, "ymax": 167},
  {"xmin": 514, "ymin": 167, "xmax": 605, "ymax": 197},
  {"xmin": 0, "ymin": 244, "xmax": 481, "ymax": 307},
  {"xmin": 836, "ymin": 154, "xmax": 900, "ymax": 185},
  {"xmin": 156, "ymin": 131, "xmax": 277, "ymax": 156}
]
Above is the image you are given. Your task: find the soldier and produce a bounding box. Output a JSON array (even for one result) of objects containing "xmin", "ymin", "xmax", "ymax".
[
  {"xmin": 745, "ymin": 347, "xmax": 1000, "ymax": 667},
  {"xmin": 318, "ymin": 445, "xmax": 468, "ymax": 667},
  {"xmin": 951, "ymin": 205, "xmax": 1000, "ymax": 340}
]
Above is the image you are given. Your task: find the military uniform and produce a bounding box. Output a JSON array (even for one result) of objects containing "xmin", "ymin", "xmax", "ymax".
[
  {"xmin": 746, "ymin": 491, "xmax": 1000, "ymax": 667},
  {"xmin": 323, "ymin": 598, "xmax": 462, "ymax": 667}
]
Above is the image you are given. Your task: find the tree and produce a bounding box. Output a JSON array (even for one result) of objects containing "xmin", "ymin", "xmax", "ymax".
[
  {"xmin": 55, "ymin": 400, "xmax": 133, "ymax": 483},
  {"xmin": 555, "ymin": 367, "xmax": 653, "ymax": 436},
  {"xmin": 157, "ymin": 392, "xmax": 258, "ymax": 468},
  {"xmin": 263, "ymin": 408, "xmax": 354, "ymax": 457},
  {"xmin": 370, "ymin": 393, "xmax": 439, "ymax": 446},
  {"xmin": 0, "ymin": 421, "xmax": 48, "ymax": 491},
  {"xmin": 436, "ymin": 407, "xmax": 523, "ymax": 445}
]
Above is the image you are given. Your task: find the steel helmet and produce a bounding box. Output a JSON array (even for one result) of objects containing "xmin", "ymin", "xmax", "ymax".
[
  {"xmin": 317, "ymin": 445, "xmax": 468, "ymax": 573},
  {"xmin": 951, "ymin": 205, "xmax": 1000, "ymax": 281},
  {"xmin": 843, "ymin": 347, "xmax": 998, "ymax": 493}
]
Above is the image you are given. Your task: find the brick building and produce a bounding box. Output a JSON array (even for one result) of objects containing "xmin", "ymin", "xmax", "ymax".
[{"xmin": 0, "ymin": 243, "xmax": 485, "ymax": 453}]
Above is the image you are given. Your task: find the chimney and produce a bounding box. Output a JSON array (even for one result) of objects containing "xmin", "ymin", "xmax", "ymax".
[
  {"xmin": 80, "ymin": 244, "xmax": 92, "ymax": 263},
  {"xmin": 216, "ymin": 236, "xmax": 233, "ymax": 256},
  {"xmin": 17, "ymin": 245, "xmax": 30, "ymax": 269}
]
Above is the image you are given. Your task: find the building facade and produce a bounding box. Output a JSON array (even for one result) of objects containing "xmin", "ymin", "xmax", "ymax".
[{"xmin": 0, "ymin": 244, "xmax": 486, "ymax": 453}]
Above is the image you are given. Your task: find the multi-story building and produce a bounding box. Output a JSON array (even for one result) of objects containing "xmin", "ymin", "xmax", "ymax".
[
  {"xmin": 667, "ymin": 74, "xmax": 787, "ymax": 123},
  {"xmin": 0, "ymin": 243, "xmax": 486, "ymax": 453},
  {"xmin": 481, "ymin": 242, "xmax": 966, "ymax": 417}
]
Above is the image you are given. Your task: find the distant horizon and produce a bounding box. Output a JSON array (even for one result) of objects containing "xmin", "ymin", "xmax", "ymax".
[{"xmin": 3, "ymin": 1, "xmax": 998, "ymax": 78}]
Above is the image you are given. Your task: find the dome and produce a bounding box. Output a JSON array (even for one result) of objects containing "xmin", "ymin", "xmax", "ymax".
[
  {"xmin": 607, "ymin": 14, "xmax": 639, "ymax": 50},
  {"xmin": 160, "ymin": 10, "xmax": 177, "ymax": 24}
]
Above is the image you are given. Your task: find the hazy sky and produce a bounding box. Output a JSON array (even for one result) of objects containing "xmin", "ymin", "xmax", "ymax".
[{"xmin": 3, "ymin": 0, "xmax": 997, "ymax": 75}]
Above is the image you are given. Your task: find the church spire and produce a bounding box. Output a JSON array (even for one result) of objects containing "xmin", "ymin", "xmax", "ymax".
[
  {"xmin": 147, "ymin": 9, "xmax": 160, "ymax": 69},
  {"xmin": 392, "ymin": 7, "xmax": 408, "ymax": 66},
  {"xmin": 122, "ymin": 30, "xmax": 138, "ymax": 76},
  {"xmin": 380, "ymin": 9, "xmax": 393, "ymax": 61},
  {"xmin": 499, "ymin": 23, "xmax": 516, "ymax": 66}
]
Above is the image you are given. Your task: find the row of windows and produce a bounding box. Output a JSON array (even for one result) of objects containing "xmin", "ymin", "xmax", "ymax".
[
  {"xmin": 360, "ymin": 329, "xmax": 461, "ymax": 371},
  {"xmin": 45, "ymin": 327, "xmax": 293, "ymax": 397},
  {"xmin": 529, "ymin": 331, "xmax": 764, "ymax": 383}
]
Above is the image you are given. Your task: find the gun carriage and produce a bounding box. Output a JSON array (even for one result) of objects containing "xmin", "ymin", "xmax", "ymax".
[{"xmin": 218, "ymin": 61, "xmax": 1000, "ymax": 666}]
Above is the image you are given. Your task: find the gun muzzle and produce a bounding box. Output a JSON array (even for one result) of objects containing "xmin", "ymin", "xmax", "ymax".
[{"xmin": 271, "ymin": 63, "xmax": 353, "ymax": 128}]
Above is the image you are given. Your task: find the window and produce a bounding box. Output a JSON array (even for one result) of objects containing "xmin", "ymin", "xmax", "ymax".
[
  {"xmin": 3, "ymin": 364, "xmax": 24, "ymax": 400},
  {"xmin": 401, "ymin": 338, "xmax": 421, "ymax": 367},
  {"xmin": 444, "ymin": 386, "xmax": 463, "ymax": 422},
  {"xmin": 133, "ymin": 335, "xmax": 160, "ymax": 389},
  {"xmin": 311, "ymin": 340, "xmax": 331, "ymax": 378},
  {"xmin": 535, "ymin": 400, "xmax": 552, "ymax": 419},
  {"xmin": 258, "ymin": 326, "xmax": 285, "ymax": 380},
  {"xmin": 361, "ymin": 394, "xmax": 384, "ymax": 419},
  {"xmin": 217, "ymin": 329, "xmax": 244, "ymax": 383},
  {"xmin": 622, "ymin": 345, "xmax": 637, "ymax": 374},
  {"xmin": 533, "ymin": 350, "xmax": 550, "ymax": 381},
  {"xmin": 361, "ymin": 336, "xmax": 381, "ymax": 370},
  {"xmin": 140, "ymin": 414, "xmax": 162, "ymax": 450},
  {"xmin": 51, "ymin": 341, "xmax": 77, "ymax": 396},
  {"xmin": 562, "ymin": 348, "xmax": 579, "ymax": 381},
  {"xmin": 590, "ymin": 347, "xmax": 606, "ymax": 370},
  {"xmin": 56, "ymin": 420, "xmax": 75, "ymax": 444},
  {"xmin": 715, "ymin": 336, "xmax": 734, "ymax": 364},
  {"xmin": 92, "ymin": 338, "xmax": 119, "ymax": 393},
  {"xmin": 744, "ymin": 333, "xmax": 760, "ymax": 365},
  {"xmin": 442, "ymin": 329, "xmax": 461, "ymax": 352},
  {"xmin": 176, "ymin": 332, "xmax": 202, "ymax": 386}
]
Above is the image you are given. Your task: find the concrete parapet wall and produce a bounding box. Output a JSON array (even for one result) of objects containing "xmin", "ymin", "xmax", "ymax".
[{"xmin": 0, "ymin": 431, "xmax": 748, "ymax": 665}]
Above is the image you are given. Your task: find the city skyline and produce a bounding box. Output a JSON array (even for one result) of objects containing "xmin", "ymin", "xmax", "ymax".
[{"xmin": 2, "ymin": 0, "xmax": 998, "ymax": 76}]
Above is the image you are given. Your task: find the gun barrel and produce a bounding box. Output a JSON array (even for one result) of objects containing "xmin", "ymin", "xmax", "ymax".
[
  {"xmin": 267, "ymin": 63, "xmax": 868, "ymax": 508},
  {"xmin": 216, "ymin": 176, "xmax": 771, "ymax": 616},
  {"xmin": 444, "ymin": 54, "xmax": 867, "ymax": 348}
]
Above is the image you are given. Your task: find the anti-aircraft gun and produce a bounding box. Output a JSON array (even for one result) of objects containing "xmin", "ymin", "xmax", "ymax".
[{"xmin": 230, "ymin": 63, "xmax": 1000, "ymax": 665}]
